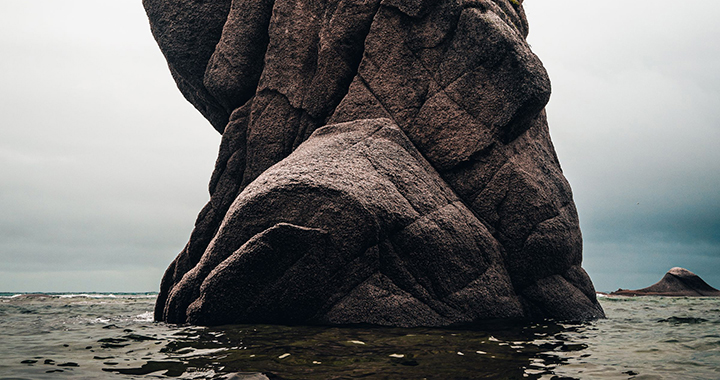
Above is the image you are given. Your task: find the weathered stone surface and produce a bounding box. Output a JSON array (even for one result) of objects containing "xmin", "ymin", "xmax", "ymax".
[
  {"xmin": 143, "ymin": 0, "xmax": 232, "ymax": 132},
  {"xmin": 611, "ymin": 268, "xmax": 720, "ymax": 297},
  {"xmin": 177, "ymin": 119, "xmax": 528, "ymax": 326},
  {"xmin": 145, "ymin": 0, "xmax": 604, "ymax": 326}
]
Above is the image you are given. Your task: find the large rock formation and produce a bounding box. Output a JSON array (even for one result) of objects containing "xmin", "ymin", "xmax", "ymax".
[
  {"xmin": 144, "ymin": 0, "xmax": 604, "ymax": 326},
  {"xmin": 611, "ymin": 268, "xmax": 720, "ymax": 297}
]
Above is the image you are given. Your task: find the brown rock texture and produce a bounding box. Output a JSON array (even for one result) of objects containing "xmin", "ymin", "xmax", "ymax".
[
  {"xmin": 611, "ymin": 268, "xmax": 720, "ymax": 297},
  {"xmin": 144, "ymin": 0, "xmax": 604, "ymax": 326}
]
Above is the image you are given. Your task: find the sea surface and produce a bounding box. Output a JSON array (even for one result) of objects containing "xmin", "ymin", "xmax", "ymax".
[{"xmin": 1, "ymin": 293, "xmax": 718, "ymax": 379}]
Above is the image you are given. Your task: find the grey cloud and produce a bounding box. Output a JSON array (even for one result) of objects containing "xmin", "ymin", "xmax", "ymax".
[
  {"xmin": 0, "ymin": 1, "xmax": 219, "ymax": 292},
  {"xmin": 1, "ymin": 1, "xmax": 718, "ymax": 293},
  {"xmin": 525, "ymin": 0, "xmax": 720, "ymax": 290}
]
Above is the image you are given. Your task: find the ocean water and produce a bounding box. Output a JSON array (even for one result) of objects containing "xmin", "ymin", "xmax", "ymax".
[{"xmin": 1, "ymin": 293, "xmax": 718, "ymax": 379}]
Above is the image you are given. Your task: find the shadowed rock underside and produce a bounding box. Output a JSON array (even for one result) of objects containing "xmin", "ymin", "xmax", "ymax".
[{"xmin": 144, "ymin": 0, "xmax": 604, "ymax": 326}]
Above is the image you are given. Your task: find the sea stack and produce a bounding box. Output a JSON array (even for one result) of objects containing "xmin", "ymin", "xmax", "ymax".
[
  {"xmin": 611, "ymin": 268, "xmax": 720, "ymax": 297},
  {"xmin": 144, "ymin": 0, "xmax": 604, "ymax": 326}
]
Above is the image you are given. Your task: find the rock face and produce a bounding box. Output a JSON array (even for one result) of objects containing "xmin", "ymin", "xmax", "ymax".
[
  {"xmin": 611, "ymin": 268, "xmax": 720, "ymax": 297},
  {"xmin": 144, "ymin": 0, "xmax": 604, "ymax": 326}
]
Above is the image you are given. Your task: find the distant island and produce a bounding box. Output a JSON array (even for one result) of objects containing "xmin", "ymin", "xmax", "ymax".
[{"xmin": 610, "ymin": 267, "xmax": 720, "ymax": 297}]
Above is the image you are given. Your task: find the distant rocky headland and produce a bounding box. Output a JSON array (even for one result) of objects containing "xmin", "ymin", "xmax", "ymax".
[
  {"xmin": 611, "ymin": 267, "xmax": 720, "ymax": 297},
  {"xmin": 143, "ymin": 0, "xmax": 604, "ymax": 326}
]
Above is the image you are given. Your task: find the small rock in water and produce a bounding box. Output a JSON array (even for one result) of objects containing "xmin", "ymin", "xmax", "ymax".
[
  {"xmin": 610, "ymin": 267, "xmax": 720, "ymax": 297},
  {"xmin": 21, "ymin": 359, "xmax": 38, "ymax": 364},
  {"xmin": 58, "ymin": 362, "xmax": 79, "ymax": 367},
  {"xmin": 43, "ymin": 359, "xmax": 55, "ymax": 365}
]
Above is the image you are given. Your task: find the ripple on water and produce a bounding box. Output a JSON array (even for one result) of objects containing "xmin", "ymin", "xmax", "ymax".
[{"xmin": 1, "ymin": 295, "xmax": 720, "ymax": 379}]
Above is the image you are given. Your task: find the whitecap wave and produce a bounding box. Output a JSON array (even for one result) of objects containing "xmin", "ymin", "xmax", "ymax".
[
  {"xmin": 59, "ymin": 293, "xmax": 117, "ymax": 299},
  {"xmin": 134, "ymin": 311, "xmax": 154, "ymax": 322}
]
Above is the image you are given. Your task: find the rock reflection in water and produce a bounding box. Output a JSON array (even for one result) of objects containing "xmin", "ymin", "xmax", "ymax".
[{"xmin": 103, "ymin": 321, "xmax": 589, "ymax": 379}]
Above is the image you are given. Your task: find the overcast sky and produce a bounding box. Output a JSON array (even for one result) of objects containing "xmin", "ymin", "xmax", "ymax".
[{"xmin": 1, "ymin": 1, "xmax": 718, "ymax": 293}]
